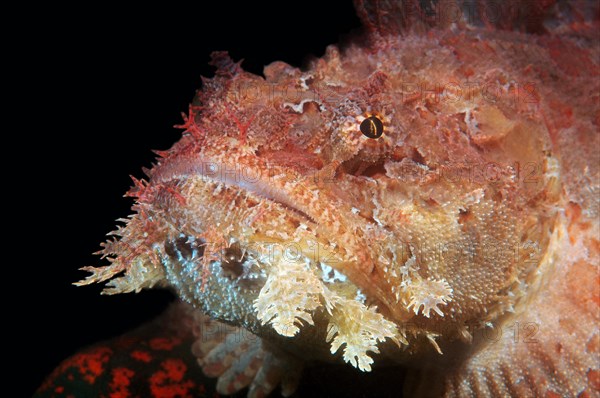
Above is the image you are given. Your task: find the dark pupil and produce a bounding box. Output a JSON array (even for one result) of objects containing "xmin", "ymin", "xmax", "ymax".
[{"xmin": 360, "ymin": 116, "xmax": 384, "ymax": 138}]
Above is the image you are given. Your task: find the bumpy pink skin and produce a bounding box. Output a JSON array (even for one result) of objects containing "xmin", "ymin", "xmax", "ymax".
[{"xmin": 78, "ymin": 1, "xmax": 600, "ymax": 397}]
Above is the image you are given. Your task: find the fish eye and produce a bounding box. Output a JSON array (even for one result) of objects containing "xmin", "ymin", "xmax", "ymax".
[{"xmin": 360, "ymin": 116, "xmax": 384, "ymax": 139}]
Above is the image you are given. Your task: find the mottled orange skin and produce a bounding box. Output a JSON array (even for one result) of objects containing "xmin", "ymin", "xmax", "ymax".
[{"xmin": 76, "ymin": 1, "xmax": 600, "ymax": 397}]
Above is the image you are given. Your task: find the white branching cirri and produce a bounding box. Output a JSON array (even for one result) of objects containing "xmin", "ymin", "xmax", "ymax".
[{"xmin": 253, "ymin": 257, "xmax": 402, "ymax": 371}]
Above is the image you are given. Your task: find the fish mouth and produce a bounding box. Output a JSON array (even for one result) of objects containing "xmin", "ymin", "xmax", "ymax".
[
  {"xmin": 151, "ymin": 151, "xmax": 319, "ymax": 224},
  {"xmin": 149, "ymin": 149, "xmax": 401, "ymax": 320}
]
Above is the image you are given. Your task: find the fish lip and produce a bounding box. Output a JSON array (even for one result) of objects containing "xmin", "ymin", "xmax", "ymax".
[
  {"xmin": 150, "ymin": 152, "xmax": 317, "ymax": 224},
  {"xmin": 150, "ymin": 151, "xmax": 402, "ymax": 321}
]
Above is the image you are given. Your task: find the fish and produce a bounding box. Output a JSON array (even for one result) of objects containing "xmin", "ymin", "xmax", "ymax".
[{"xmin": 75, "ymin": 1, "xmax": 600, "ymax": 396}]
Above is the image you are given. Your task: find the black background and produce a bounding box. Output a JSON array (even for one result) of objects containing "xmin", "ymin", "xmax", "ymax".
[{"xmin": 27, "ymin": 2, "xmax": 365, "ymax": 396}]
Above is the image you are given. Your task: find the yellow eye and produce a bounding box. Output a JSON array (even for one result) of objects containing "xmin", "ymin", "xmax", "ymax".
[{"xmin": 360, "ymin": 116, "xmax": 384, "ymax": 139}]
